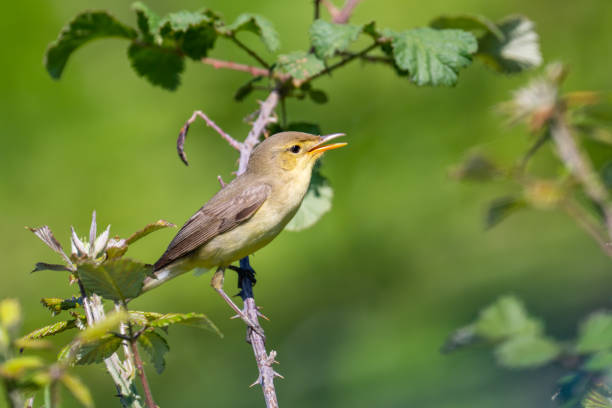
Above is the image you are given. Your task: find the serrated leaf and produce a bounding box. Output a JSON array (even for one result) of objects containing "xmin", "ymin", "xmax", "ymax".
[
  {"xmin": 226, "ymin": 13, "xmax": 280, "ymax": 52},
  {"xmin": 276, "ymin": 51, "xmax": 325, "ymax": 81},
  {"xmin": 478, "ymin": 15, "xmax": 542, "ymax": 74},
  {"xmin": 157, "ymin": 10, "xmax": 218, "ymax": 60},
  {"xmin": 384, "ymin": 27, "xmax": 477, "ymax": 86},
  {"xmin": 138, "ymin": 331, "xmax": 169, "ymax": 374},
  {"xmin": 21, "ymin": 320, "xmax": 78, "ymax": 340},
  {"xmin": 474, "ymin": 296, "xmax": 542, "ymax": 340},
  {"xmin": 485, "ymin": 196, "xmax": 526, "ymax": 229},
  {"xmin": 128, "ymin": 42, "xmax": 184, "ymax": 91},
  {"xmin": 126, "ymin": 220, "xmax": 176, "ymax": 245},
  {"xmin": 41, "ymin": 297, "xmax": 80, "ymax": 316},
  {"xmin": 74, "ymin": 335, "xmax": 122, "ymax": 365},
  {"xmin": 78, "ymin": 259, "xmax": 150, "ymax": 302},
  {"xmin": 129, "ymin": 311, "xmax": 164, "ymax": 326},
  {"xmin": 583, "ymin": 350, "xmax": 612, "ymax": 372},
  {"xmin": 286, "ymin": 162, "xmax": 333, "ymax": 231},
  {"xmin": 309, "ymin": 89, "xmax": 329, "ymax": 104},
  {"xmin": 133, "ymin": 2, "xmax": 161, "ymax": 43},
  {"xmin": 495, "ymin": 335, "xmax": 561, "ymax": 368},
  {"xmin": 45, "ymin": 11, "xmax": 137, "ymax": 79},
  {"xmin": 148, "ymin": 312, "xmax": 222, "ymax": 337},
  {"xmin": 309, "ymin": 20, "xmax": 362, "ymax": 59},
  {"xmin": 61, "ymin": 374, "xmax": 93, "ymax": 408},
  {"xmin": 0, "ymin": 357, "xmax": 44, "ymax": 378},
  {"xmin": 0, "ymin": 299, "xmax": 22, "ymax": 332},
  {"xmin": 584, "ymin": 390, "xmax": 612, "ymax": 408},
  {"xmin": 577, "ymin": 312, "xmax": 612, "ymax": 353},
  {"xmin": 430, "ymin": 14, "xmax": 504, "ymax": 40},
  {"xmin": 78, "ymin": 311, "xmax": 128, "ymax": 343}
]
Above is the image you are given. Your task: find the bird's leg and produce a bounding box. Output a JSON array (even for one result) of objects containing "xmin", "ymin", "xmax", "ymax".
[
  {"xmin": 210, "ymin": 267, "xmax": 265, "ymax": 337},
  {"xmin": 229, "ymin": 258, "xmax": 270, "ymax": 321}
]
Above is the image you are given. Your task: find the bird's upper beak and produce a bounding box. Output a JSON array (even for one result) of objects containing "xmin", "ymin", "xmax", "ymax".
[{"xmin": 308, "ymin": 133, "xmax": 347, "ymax": 154}]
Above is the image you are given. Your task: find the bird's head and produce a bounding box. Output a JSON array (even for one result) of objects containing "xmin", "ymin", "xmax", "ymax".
[{"xmin": 247, "ymin": 132, "xmax": 347, "ymax": 176}]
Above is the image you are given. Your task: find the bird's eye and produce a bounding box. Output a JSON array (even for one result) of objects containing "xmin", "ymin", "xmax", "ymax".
[{"xmin": 289, "ymin": 145, "xmax": 301, "ymax": 154}]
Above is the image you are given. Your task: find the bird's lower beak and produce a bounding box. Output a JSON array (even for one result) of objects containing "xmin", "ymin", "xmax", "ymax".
[{"xmin": 308, "ymin": 133, "xmax": 347, "ymax": 154}]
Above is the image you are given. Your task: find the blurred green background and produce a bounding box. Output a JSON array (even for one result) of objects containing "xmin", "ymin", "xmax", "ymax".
[{"xmin": 2, "ymin": 0, "xmax": 612, "ymax": 407}]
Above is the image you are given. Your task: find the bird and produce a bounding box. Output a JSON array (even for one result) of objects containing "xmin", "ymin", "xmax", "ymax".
[{"xmin": 147, "ymin": 131, "xmax": 346, "ymax": 331}]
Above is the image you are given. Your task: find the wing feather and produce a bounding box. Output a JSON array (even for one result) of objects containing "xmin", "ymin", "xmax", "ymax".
[{"xmin": 153, "ymin": 183, "xmax": 271, "ymax": 270}]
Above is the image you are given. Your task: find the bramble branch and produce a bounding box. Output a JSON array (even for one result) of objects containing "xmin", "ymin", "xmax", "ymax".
[
  {"xmin": 231, "ymin": 36, "xmax": 271, "ymax": 69},
  {"xmin": 322, "ymin": 0, "xmax": 362, "ymax": 23},
  {"xmin": 550, "ymin": 112, "xmax": 612, "ymax": 242}
]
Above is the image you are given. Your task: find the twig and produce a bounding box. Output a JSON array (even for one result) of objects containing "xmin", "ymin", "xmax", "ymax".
[
  {"xmin": 298, "ymin": 41, "xmax": 381, "ymax": 86},
  {"xmin": 563, "ymin": 199, "xmax": 612, "ymax": 259},
  {"xmin": 201, "ymin": 58, "xmax": 270, "ymax": 77},
  {"xmin": 322, "ymin": 0, "xmax": 362, "ymax": 23},
  {"xmin": 177, "ymin": 111, "xmax": 242, "ymax": 166},
  {"xmin": 314, "ymin": 0, "xmax": 321, "ymax": 19},
  {"xmin": 550, "ymin": 112, "xmax": 612, "ymax": 241},
  {"xmin": 130, "ymin": 340, "xmax": 155, "ymax": 408},
  {"xmin": 231, "ymin": 36, "xmax": 271, "ymax": 69},
  {"xmin": 337, "ymin": 51, "xmax": 393, "ymax": 65}
]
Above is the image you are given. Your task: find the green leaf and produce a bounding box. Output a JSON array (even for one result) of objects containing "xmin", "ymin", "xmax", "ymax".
[
  {"xmin": 129, "ymin": 311, "xmax": 164, "ymax": 326},
  {"xmin": 138, "ymin": 331, "xmax": 170, "ymax": 374},
  {"xmin": 126, "ymin": 219, "xmax": 176, "ymax": 245},
  {"xmin": 583, "ymin": 390, "xmax": 612, "ymax": 408},
  {"xmin": 450, "ymin": 153, "xmax": 499, "ymax": 181},
  {"xmin": 286, "ymin": 162, "xmax": 333, "ymax": 231},
  {"xmin": 577, "ymin": 312, "xmax": 612, "ymax": 353},
  {"xmin": 309, "ymin": 89, "xmax": 329, "ymax": 104},
  {"xmin": 61, "ymin": 374, "xmax": 94, "ymax": 408},
  {"xmin": 132, "ymin": 2, "xmax": 161, "ymax": 43},
  {"xmin": 40, "ymin": 297, "xmax": 80, "ymax": 316},
  {"xmin": 226, "ymin": 13, "xmax": 280, "ymax": 52},
  {"xmin": 383, "ymin": 27, "xmax": 477, "ymax": 86},
  {"xmin": 74, "ymin": 335, "xmax": 122, "ymax": 365},
  {"xmin": 157, "ymin": 10, "xmax": 218, "ymax": 60},
  {"xmin": 32, "ymin": 263, "xmax": 71, "ymax": 273},
  {"xmin": 234, "ymin": 76, "xmax": 263, "ymax": 102},
  {"xmin": 478, "ymin": 15, "xmax": 542, "ymax": 74},
  {"xmin": 495, "ymin": 335, "xmax": 561, "ymax": 368},
  {"xmin": 485, "ymin": 196, "xmax": 526, "ymax": 229},
  {"xmin": 276, "ymin": 51, "xmax": 325, "ymax": 81},
  {"xmin": 45, "ymin": 11, "xmax": 137, "ymax": 79},
  {"xmin": 78, "ymin": 259, "xmax": 150, "ymax": 302},
  {"xmin": 78, "ymin": 311, "xmax": 128, "ymax": 343},
  {"xmin": 0, "ymin": 357, "xmax": 44, "ymax": 378},
  {"xmin": 474, "ymin": 296, "xmax": 542, "ymax": 340},
  {"xmin": 21, "ymin": 320, "xmax": 78, "ymax": 340},
  {"xmin": 148, "ymin": 312, "xmax": 222, "ymax": 337},
  {"xmin": 127, "ymin": 42, "xmax": 184, "ymax": 91},
  {"xmin": 583, "ymin": 350, "xmax": 612, "ymax": 371},
  {"xmin": 430, "ymin": 14, "xmax": 504, "ymax": 40},
  {"xmin": 309, "ymin": 20, "xmax": 362, "ymax": 59}
]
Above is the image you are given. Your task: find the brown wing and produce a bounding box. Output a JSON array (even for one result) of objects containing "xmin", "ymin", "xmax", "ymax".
[{"xmin": 153, "ymin": 183, "xmax": 271, "ymax": 270}]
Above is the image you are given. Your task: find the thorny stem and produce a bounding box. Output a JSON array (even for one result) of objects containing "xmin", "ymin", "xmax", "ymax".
[
  {"xmin": 563, "ymin": 199, "xmax": 612, "ymax": 259},
  {"xmin": 77, "ymin": 280, "xmax": 143, "ymax": 408},
  {"xmin": 231, "ymin": 36, "xmax": 271, "ymax": 69},
  {"xmin": 130, "ymin": 339, "xmax": 155, "ymax": 408},
  {"xmin": 550, "ymin": 112, "xmax": 612, "ymax": 242}
]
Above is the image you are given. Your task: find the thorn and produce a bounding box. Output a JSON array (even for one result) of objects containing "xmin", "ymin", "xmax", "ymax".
[
  {"xmin": 273, "ymin": 371, "xmax": 284, "ymax": 379},
  {"xmin": 249, "ymin": 376, "xmax": 262, "ymax": 388},
  {"xmin": 257, "ymin": 311, "xmax": 270, "ymax": 321},
  {"xmin": 230, "ymin": 314, "xmax": 240, "ymax": 320}
]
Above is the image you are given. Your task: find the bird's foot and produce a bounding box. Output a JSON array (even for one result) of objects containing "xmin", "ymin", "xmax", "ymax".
[{"xmin": 228, "ymin": 264, "xmax": 257, "ymax": 298}]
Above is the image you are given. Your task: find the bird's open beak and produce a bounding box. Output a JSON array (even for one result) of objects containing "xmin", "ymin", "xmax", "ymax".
[{"xmin": 308, "ymin": 133, "xmax": 347, "ymax": 154}]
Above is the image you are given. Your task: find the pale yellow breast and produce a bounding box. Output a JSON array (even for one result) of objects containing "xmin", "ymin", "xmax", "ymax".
[{"xmin": 194, "ymin": 172, "xmax": 310, "ymax": 269}]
